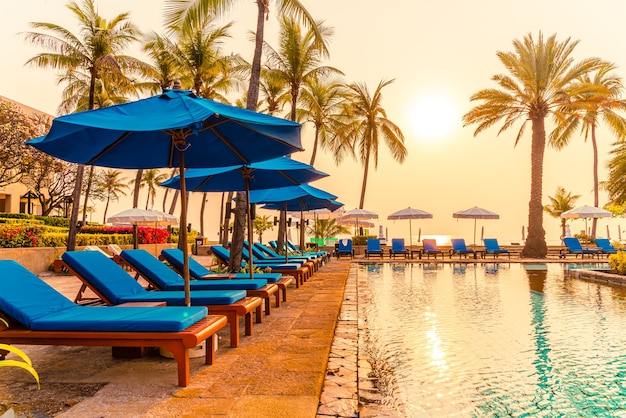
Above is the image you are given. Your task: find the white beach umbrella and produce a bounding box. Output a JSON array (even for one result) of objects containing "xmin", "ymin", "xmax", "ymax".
[
  {"xmin": 340, "ymin": 208, "xmax": 378, "ymax": 236},
  {"xmin": 453, "ymin": 206, "xmax": 500, "ymax": 246},
  {"xmin": 561, "ymin": 205, "xmax": 612, "ymax": 237},
  {"xmin": 387, "ymin": 207, "xmax": 433, "ymax": 246}
]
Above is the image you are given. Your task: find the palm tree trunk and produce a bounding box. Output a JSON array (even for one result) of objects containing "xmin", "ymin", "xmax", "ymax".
[
  {"xmin": 309, "ymin": 124, "xmax": 320, "ymax": 166},
  {"xmin": 200, "ymin": 192, "xmax": 207, "ymax": 236},
  {"xmin": 66, "ymin": 164, "xmax": 85, "ymax": 251},
  {"xmin": 133, "ymin": 170, "xmax": 142, "ymax": 208},
  {"xmin": 81, "ymin": 165, "xmax": 95, "ymax": 224},
  {"xmin": 359, "ymin": 150, "xmax": 370, "ymax": 209},
  {"xmin": 521, "ymin": 116, "xmax": 548, "ymax": 258},
  {"xmin": 230, "ymin": 0, "xmax": 267, "ymax": 271},
  {"xmin": 168, "ymin": 190, "xmax": 179, "ymax": 215},
  {"xmin": 591, "ymin": 123, "xmax": 600, "ymax": 238},
  {"xmin": 103, "ymin": 196, "xmax": 110, "ymax": 224}
]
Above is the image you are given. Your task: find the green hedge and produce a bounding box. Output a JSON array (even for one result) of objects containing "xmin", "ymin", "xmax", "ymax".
[{"xmin": 0, "ymin": 213, "xmax": 71, "ymax": 228}]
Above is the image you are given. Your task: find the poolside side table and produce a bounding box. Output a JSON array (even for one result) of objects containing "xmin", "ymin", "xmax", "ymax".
[
  {"xmin": 409, "ymin": 248, "xmax": 422, "ymax": 259},
  {"xmin": 474, "ymin": 250, "xmax": 485, "ymax": 260}
]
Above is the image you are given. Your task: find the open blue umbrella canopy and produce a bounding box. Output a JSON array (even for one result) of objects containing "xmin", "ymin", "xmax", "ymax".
[
  {"xmin": 160, "ymin": 156, "xmax": 327, "ymax": 192},
  {"xmin": 249, "ymin": 184, "xmax": 337, "ymax": 204},
  {"xmin": 26, "ymin": 89, "xmax": 303, "ymax": 306},
  {"xmin": 27, "ymin": 89, "xmax": 303, "ymax": 168}
]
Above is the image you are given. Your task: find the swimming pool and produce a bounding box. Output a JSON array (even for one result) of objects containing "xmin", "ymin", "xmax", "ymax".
[{"xmin": 356, "ymin": 262, "xmax": 626, "ymax": 417}]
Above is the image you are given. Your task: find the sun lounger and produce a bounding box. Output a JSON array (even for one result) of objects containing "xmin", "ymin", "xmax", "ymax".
[
  {"xmin": 483, "ymin": 238, "xmax": 510, "ymax": 259},
  {"xmin": 0, "ymin": 260, "xmax": 227, "ymax": 387},
  {"xmin": 61, "ymin": 251, "xmax": 262, "ymax": 348},
  {"xmin": 249, "ymin": 242, "xmax": 321, "ymax": 271},
  {"xmin": 449, "ymin": 238, "xmax": 475, "ymax": 259},
  {"xmin": 120, "ymin": 249, "xmax": 279, "ymax": 315},
  {"xmin": 595, "ymin": 238, "xmax": 618, "ymax": 255},
  {"xmin": 365, "ymin": 238, "xmax": 384, "ymax": 258},
  {"xmin": 560, "ymin": 237, "xmax": 600, "ymax": 259},
  {"xmin": 210, "ymin": 245, "xmax": 308, "ymax": 287},
  {"xmin": 286, "ymin": 240, "xmax": 330, "ymax": 263},
  {"xmin": 421, "ymin": 239, "xmax": 443, "ymax": 259},
  {"xmin": 336, "ymin": 239, "xmax": 354, "ymax": 259},
  {"xmin": 388, "ymin": 238, "xmax": 409, "ymax": 259},
  {"xmin": 243, "ymin": 241, "xmax": 316, "ymax": 272},
  {"xmin": 161, "ymin": 247, "xmax": 293, "ymax": 301}
]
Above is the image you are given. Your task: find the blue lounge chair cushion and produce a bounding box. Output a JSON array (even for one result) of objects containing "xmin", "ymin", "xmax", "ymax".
[
  {"xmin": 483, "ymin": 238, "xmax": 509, "ymax": 254},
  {"xmin": 161, "ymin": 248, "xmax": 283, "ymax": 283},
  {"xmin": 391, "ymin": 239, "xmax": 408, "ymax": 253},
  {"xmin": 563, "ymin": 237, "xmax": 599, "ymax": 254},
  {"xmin": 250, "ymin": 242, "xmax": 314, "ymax": 262},
  {"xmin": 595, "ymin": 238, "xmax": 617, "ymax": 254},
  {"xmin": 0, "ymin": 260, "xmax": 207, "ymax": 332},
  {"xmin": 121, "ymin": 249, "xmax": 267, "ymax": 290},
  {"xmin": 62, "ymin": 251, "xmax": 247, "ymax": 305}
]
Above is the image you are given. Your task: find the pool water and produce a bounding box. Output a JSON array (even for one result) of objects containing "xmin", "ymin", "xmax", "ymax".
[{"xmin": 357, "ymin": 263, "xmax": 626, "ymax": 417}]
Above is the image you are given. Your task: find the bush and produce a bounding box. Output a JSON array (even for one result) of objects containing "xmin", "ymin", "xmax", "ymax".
[
  {"xmin": 0, "ymin": 225, "xmax": 41, "ymax": 247},
  {"xmin": 609, "ymin": 252, "xmax": 626, "ymax": 275}
]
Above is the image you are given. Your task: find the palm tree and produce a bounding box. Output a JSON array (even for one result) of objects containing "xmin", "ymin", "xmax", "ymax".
[
  {"xmin": 165, "ymin": 0, "xmax": 321, "ymax": 272},
  {"xmin": 296, "ymin": 76, "xmax": 346, "ymax": 165},
  {"xmin": 263, "ymin": 16, "xmax": 341, "ymax": 121},
  {"xmin": 549, "ymin": 63, "xmax": 626, "ymax": 238},
  {"xmin": 258, "ymin": 66, "xmax": 290, "ymax": 115},
  {"xmin": 130, "ymin": 169, "xmax": 169, "ymax": 209},
  {"xmin": 253, "ymin": 215, "xmax": 274, "ymax": 243},
  {"xmin": 23, "ymin": 0, "xmax": 144, "ymax": 251},
  {"xmin": 98, "ymin": 169, "xmax": 129, "ymax": 223},
  {"xmin": 462, "ymin": 32, "xmax": 604, "ymax": 258},
  {"xmin": 604, "ymin": 141, "xmax": 626, "ymax": 205},
  {"xmin": 339, "ymin": 79, "xmax": 407, "ymax": 209},
  {"xmin": 307, "ymin": 218, "xmax": 350, "ymax": 243},
  {"xmin": 544, "ymin": 187, "xmax": 580, "ymax": 240}
]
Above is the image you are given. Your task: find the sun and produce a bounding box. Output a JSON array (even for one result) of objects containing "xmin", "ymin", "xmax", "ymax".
[{"xmin": 408, "ymin": 94, "xmax": 459, "ymax": 141}]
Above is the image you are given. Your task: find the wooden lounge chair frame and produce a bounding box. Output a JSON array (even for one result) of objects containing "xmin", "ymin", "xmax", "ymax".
[
  {"xmin": 61, "ymin": 256, "xmax": 261, "ymax": 349},
  {"xmin": 161, "ymin": 248, "xmax": 294, "ymax": 303},
  {"xmin": 0, "ymin": 315, "xmax": 226, "ymax": 387},
  {"xmin": 119, "ymin": 250, "xmax": 279, "ymax": 316}
]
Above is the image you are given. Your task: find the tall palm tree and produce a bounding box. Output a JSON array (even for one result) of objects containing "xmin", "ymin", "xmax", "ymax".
[
  {"xmin": 549, "ymin": 63, "xmax": 626, "ymax": 237},
  {"xmin": 165, "ymin": 0, "xmax": 321, "ymax": 272},
  {"xmin": 263, "ymin": 16, "xmax": 341, "ymax": 121},
  {"xmin": 23, "ymin": 0, "xmax": 144, "ymax": 251},
  {"xmin": 604, "ymin": 141, "xmax": 626, "ymax": 205},
  {"xmin": 296, "ymin": 76, "xmax": 346, "ymax": 165},
  {"xmin": 130, "ymin": 169, "xmax": 169, "ymax": 210},
  {"xmin": 543, "ymin": 186, "xmax": 580, "ymax": 240},
  {"xmin": 339, "ymin": 79, "xmax": 407, "ymax": 209},
  {"xmin": 307, "ymin": 218, "xmax": 350, "ymax": 242},
  {"xmin": 258, "ymin": 66, "xmax": 290, "ymax": 115},
  {"xmin": 462, "ymin": 32, "xmax": 604, "ymax": 258},
  {"xmin": 98, "ymin": 169, "xmax": 129, "ymax": 224}
]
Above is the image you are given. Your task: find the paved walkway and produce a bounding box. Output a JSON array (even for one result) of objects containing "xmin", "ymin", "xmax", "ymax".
[{"xmin": 2, "ymin": 257, "xmax": 353, "ymax": 417}]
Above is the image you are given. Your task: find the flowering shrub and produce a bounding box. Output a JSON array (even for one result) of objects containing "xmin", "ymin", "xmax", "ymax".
[
  {"xmin": 609, "ymin": 252, "xmax": 626, "ymax": 275},
  {"xmin": 0, "ymin": 225, "xmax": 40, "ymax": 248},
  {"xmin": 137, "ymin": 227, "xmax": 170, "ymax": 244}
]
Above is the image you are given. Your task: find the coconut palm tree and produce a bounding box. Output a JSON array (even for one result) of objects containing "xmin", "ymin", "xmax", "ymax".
[
  {"xmin": 604, "ymin": 141, "xmax": 626, "ymax": 205},
  {"xmin": 263, "ymin": 16, "xmax": 341, "ymax": 121},
  {"xmin": 165, "ymin": 0, "xmax": 321, "ymax": 272},
  {"xmin": 338, "ymin": 79, "xmax": 407, "ymax": 209},
  {"xmin": 307, "ymin": 218, "xmax": 350, "ymax": 242},
  {"xmin": 98, "ymin": 169, "xmax": 129, "ymax": 224},
  {"xmin": 462, "ymin": 32, "xmax": 604, "ymax": 258},
  {"xmin": 544, "ymin": 186, "xmax": 580, "ymax": 240},
  {"xmin": 23, "ymin": 0, "xmax": 145, "ymax": 251},
  {"xmin": 549, "ymin": 63, "xmax": 626, "ymax": 238},
  {"xmin": 258, "ymin": 66, "xmax": 290, "ymax": 115},
  {"xmin": 130, "ymin": 169, "xmax": 169, "ymax": 210},
  {"xmin": 296, "ymin": 76, "xmax": 346, "ymax": 165}
]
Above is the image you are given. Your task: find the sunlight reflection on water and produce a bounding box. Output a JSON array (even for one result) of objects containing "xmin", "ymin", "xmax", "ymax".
[{"xmin": 357, "ymin": 262, "xmax": 626, "ymax": 417}]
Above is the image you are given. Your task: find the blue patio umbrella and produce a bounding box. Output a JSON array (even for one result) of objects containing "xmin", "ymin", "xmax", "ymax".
[
  {"xmin": 251, "ymin": 184, "xmax": 340, "ymax": 252},
  {"xmin": 160, "ymin": 157, "xmax": 327, "ymax": 277},
  {"xmin": 27, "ymin": 88, "xmax": 303, "ymax": 305}
]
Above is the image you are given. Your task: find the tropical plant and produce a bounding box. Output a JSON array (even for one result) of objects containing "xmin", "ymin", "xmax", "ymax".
[
  {"xmin": 338, "ymin": 79, "xmax": 407, "ymax": 209},
  {"xmin": 253, "ymin": 215, "xmax": 274, "ymax": 243},
  {"xmin": 462, "ymin": 32, "xmax": 604, "ymax": 258},
  {"xmin": 543, "ymin": 186, "xmax": 580, "ymax": 240},
  {"xmin": 1, "ymin": 318, "xmax": 40, "ymax": 389},
  {"xmin": 549, "ymin": 63, "xmax": 626, "ymax": 237},
  {"xmin": 130, "ymin": 169, "xmax": 168, "ymax": 210},
  {"xmin": 296, "ymin": 76, "xmax": 346, "ymax": 165},
  {"xmin": 165, "ymin": 0, "xmax": 322, "ymax": 272},
  {"xmin": 97, "ymin": 169, "xmax": 129, "ymax": 223},
  {"xmin": 23, "ymin": 0, "xmax": 145, "ymax": 251},
  {"xmin": 307, "ymin": 218, "xmax": 350, "ymax": 242}
]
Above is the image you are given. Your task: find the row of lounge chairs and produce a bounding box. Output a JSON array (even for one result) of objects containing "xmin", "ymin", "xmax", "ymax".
[
  {"xmin": 344, "ymin": 237, "xmax": 512, "ymax": 259},
  {"xmin": 559, "ymin": 237, "xmax": 619, "ymax": 258},
  {"xmin": 1, "ymin": 241, "xmax": 329, "ymax": 387}
]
